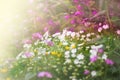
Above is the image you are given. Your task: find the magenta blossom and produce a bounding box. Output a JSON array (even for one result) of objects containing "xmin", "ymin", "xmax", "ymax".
[
  {"xmin": 23, "ymin": 39, "xmax": 32, "ymax": 44},
  {"xmin": 98, "ymin": 48, "xmax": 104, "ymax": 54},
  {"xmin": 71, "ymin": 20, "xmax": 76, "ymax": 24},
  {"xmin": 105, "ymin": 59, "xmax": 114, "ymax": 66},
  {"xmin": 37, "ymin": 71, "xmax": 52, "ymax": 78},
  {"xmin": 84, "ymin": 70, "xmax": 90, "ymax": 75},
  {"xmin": 64, "ymin": 15, "xmax": 70, "ymax": 20},
  {"xmin": 90, "ymin": 56, "xmax": 98, "ymax": 63},
  {"xmin": 74, "ymin": 11, "xmax": 82, "ymax": 16},
  {"xmin": 32, "ymin": 32, "xmax": 42, "ymax": 40}
]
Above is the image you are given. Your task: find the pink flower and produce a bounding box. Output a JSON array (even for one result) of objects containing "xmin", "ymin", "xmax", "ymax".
[
  {"xmin": 71, "ymin": 20, "xmax": 76, "ymax": 24},
  {"xmin": 102, "ymin": 24, "xmax": 109, "ymax": 29},
  {"xmin": 23, "ymin": 39, "xmax": 32, "ymax": 44},
  {"xmin": 48, "ymin": 20, "xmax": 54, "ymax": 25},
  {"xmin": 46, "ymin": 41, "xmax": 54, "ymax": 46},
  {"xmin": 77, "ymin": 5, "xmax": 82, "ymax": 10},
  {"xmin": 73, "ymin": 0, "xmax": 79, "ymax": 3},
  {"xmin": 37, "ymin": 71, "xmax": 52, "ymax": 78},
  {"xmin": 84, "ymin": 70, "xmax": 90, "ymax": 75},
  {"xmin": 105, "ymin": 59, "xmax": 114, "ymax": 66},
  {"xmin": 32, "ymin": 32, "xmax": 42, "ymax": 40},
  {"xmin": 90, "ymin": 56, "xmax": 98, "ymax": 63},
  {"xmin": 74, "ymin": 11, "xmax": 82, "ymax": 16},
  {"xmin": 64, "ymin": 15, "xmax": 70, "ymax": 20},
  {"xmin": 116, "ymin": 30, "xmax": 120, "ymax": 35},
  {"xmin": 98, "ymin": 27, "xmax": 103, "ymax": 32},
  {"xmin": 98, "ymin": 48, "xmax": 104, "ymax": 54},
  {"xmin": 24, "ymin": 52, "xmax": 33, "ymax": 58}
]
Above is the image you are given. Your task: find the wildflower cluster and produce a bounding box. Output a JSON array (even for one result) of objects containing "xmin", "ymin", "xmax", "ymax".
[{"xmin": 1, "ymin": 29, "xmax": 119, "ymax": 80}]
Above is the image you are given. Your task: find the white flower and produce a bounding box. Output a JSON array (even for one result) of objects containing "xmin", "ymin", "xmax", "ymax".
[
  {"xmin": 91, "ymin": 71, "xmax": 97, "ymax": 77},
  {"xmin": 71, "ymin": 53, "xmax": 76, "ymax": 57},
  {"xmin": 102, "ymin": 54, "xmax": 107, "ymax": 60},
  {"xmin": 71, "ymin": 49, "xmax": 77, "ymax": 54},
  {"xmin": 71, "ymin": 32, "xmax": 76, "ymax": 38},
  {"xmin": 90, "ymin": 50, "xmax": 97, "ymax": 58},
  {"xmin": 74, "ymin": 59, "xmax": 79, "ymax": 64},
  {"xmin": 77, "ymin": 54, "xmax": 84, "ymax": 60},
  {"xmin": 66, "ymin": 31, "xmax": 72, "ymax": 36},
  {"xmin": 23, "ymin": 44, "xmax": 31, "ymax": 49},
  {"xmin": 80, "ymin": 30, "xmax": 84, "ymax": 34},
  {"xmin": 76, "ymin": 32, "xmax": 80, "ymax": 37},
  {"xmin": 65, "ymin": 59, "xmax": 71, "ymax": 64},
  {"xmin": 62, "ymin": 41, "xmax": 68, "ymax": 45},
  {"xmin": 86, "ymin": 33, "xmax": 91, "ymax": 37},
  {"xmin": 52, "ymin": 32, "xmax": 61, "ymax": 37},
  {"xmin": 65, "ymin": 51, "xmax": 70, "ymax": 58}
]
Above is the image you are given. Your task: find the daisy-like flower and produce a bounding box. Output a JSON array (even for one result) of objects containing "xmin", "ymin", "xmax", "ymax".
[
  {"xmin": 77, "ymin": 54, "xmax": 84, "ymax": 60},
  {"xmin": 71, "ymin": 49, "xmax": 77, "ymax": 54},
  {"xmin": 91, "ymin": 71, "xmax": 97, "ymax": 77},
  {"xmin": 102, "ymin": 54, "xmax": 107, "ymax": 60}
]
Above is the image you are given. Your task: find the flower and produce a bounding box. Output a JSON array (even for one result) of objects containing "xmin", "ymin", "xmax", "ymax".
[
  {"xmin": 32, "ymin": 32, "xmax": 43, "ymax": 40},
  {"xmin": 102, "ymin": 54, "xmax": 107, "ymax": 60},
  {"xmin": 73, "ymin": 0, "xmax": 79, "ymax": 3},
  {"xmin": 98, "ymin": 27, "xmax": 103, "ymax": 32},
  {"xmin": 22, "ymin": 52, "xmax": 34, "ymax": 58},
  {"xmin": 23, "ymin": 39, "xmax": 32, "ymax": 44},
  {"xmin": 105, "ymin": 59, "xmax": 114, "ymax": 66},
  {"xmin": 102, "ymin": 24, "xmax": 109, "ymax": 29},
  {"xmin": 71, "ymin": 49, "xmax": 77, "ymax": 54},
  {"xmin": 98, "ymin": 48, "xmax": 104, "ymax": 54},
  {"xmin": 90, "ymin": 55, "xmax": 98, "ymax": 63},
  {"xmin": 74, "ymin": 11, "xmax": 82, "ymax": 16},
  {"xmin": 91, "ymin": 71, "xmax": 97, "ymax": 77},
  {"xmin": 64, "ymin": 15, "xmax": 70, "ymax": 20},
  {"xmin": 84, "ymin": 70, "xmax": 90, "ymax": 75},
  {"xmin": 116, "ymin": 29, "xmax": 120, "ymax": 35},
  {"xmin": 46, "ymin": 41, "xmax": 54, "ymax": 46},
  {"xmin": 37, "ymin": 71, "xmax": 52, "ymax": 78},
  {"xmin": 77, "ymin": 54, "xmax": 84, "ymax": 60}
]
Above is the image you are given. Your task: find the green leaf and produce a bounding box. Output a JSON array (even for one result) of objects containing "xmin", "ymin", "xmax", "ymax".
[{"xmin": 25, "ymin": 72, "xmax": 36, "ymax": 80}]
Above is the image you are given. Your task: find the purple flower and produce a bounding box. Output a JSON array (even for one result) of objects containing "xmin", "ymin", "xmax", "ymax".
[
  {"xmin": 32, "ymin": 32, "xmax": 42, "ymax": 40},
  {"xmin": 98, "ymin": 48, "xmax": 104, "ymax": 54},
  {"xmin": 105, "ymin": 59, "xmax": 114, "ymax": 66},
  {"xmin": 84, "ymin": 70, "xmax": 90, "ymax": 75},
  {"xmin": 37, "ymin": 71, "xmax": 52, "ymax": 78},
  {"xmin": 47, "ymin": 41, "xmax": 54, "ymax": 46},
  {"xmin": 90, "ymin": 56, "xmax": 98, "ymax": 63}
]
